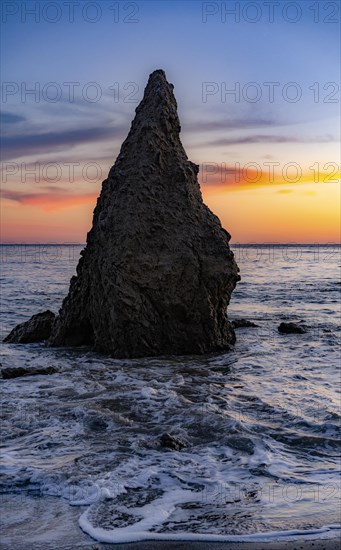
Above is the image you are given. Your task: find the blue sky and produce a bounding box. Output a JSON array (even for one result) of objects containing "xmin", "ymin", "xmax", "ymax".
[{"xmin": 1, "ymin": 0, "xmax": 340, "ymax": 242}]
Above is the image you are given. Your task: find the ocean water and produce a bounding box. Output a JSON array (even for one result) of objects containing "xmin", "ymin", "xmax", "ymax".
[{"xmin": 0, "ymin": 244, "xmax": 340, "ymax": 548}]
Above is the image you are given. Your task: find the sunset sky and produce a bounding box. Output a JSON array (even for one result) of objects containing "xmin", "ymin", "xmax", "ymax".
[{"xmin": 1, "ymin": 0, "xmax": 340, "ymax": 244}]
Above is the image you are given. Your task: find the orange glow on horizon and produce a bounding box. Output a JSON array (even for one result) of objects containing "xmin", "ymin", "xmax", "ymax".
[
  {"xmin": 202, "ymin": 181, "xmax": 340, "ymax": 244},
  {"xmin": 200, "ymin": 167, "xmax": 341, "ymax": 192},
  {"xmin": 2, "ymin": 193, "xmax": 99, "ymax": 213},
  {"xmin": 1, "ymin": 171, "xmax": 340, "ymax": 244}
]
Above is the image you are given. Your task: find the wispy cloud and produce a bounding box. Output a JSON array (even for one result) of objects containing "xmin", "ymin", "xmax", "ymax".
[
  {"xmin": 1, "ymin": 111, "xmax": 26, "ymax": 124},
  {"xmin": 207, "ymin": 134, "xmax": 336, "ymax": 147},
  {"xmin": 1, "ymin": 188, "xmax": 98, "ymax": 212},
  {"xmin": 1, "ymin": 125, "xmax": 126, "ymax": 161},
  {"xmin": 183, "ymin": 118, "xmax": 278, "ymax": 132}
]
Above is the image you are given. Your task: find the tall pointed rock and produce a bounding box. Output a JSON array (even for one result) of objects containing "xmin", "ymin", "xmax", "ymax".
[{"xmin": 49, "ymin": 70, "xmax": 240, "ymax": 357}]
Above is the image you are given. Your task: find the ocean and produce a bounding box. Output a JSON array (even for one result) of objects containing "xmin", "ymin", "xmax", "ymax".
[{"xmin": 0, "ymin": 244, "xmax": 340, "ymax": 548}]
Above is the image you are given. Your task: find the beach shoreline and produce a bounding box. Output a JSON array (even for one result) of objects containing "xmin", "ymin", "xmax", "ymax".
[
  {"xmin": 74, "ymin": 541, "xmax": 341, "ymax": 550},
  {"xmin": 5, "ymin": 539, "xmax": 339, "ymax": 550}
]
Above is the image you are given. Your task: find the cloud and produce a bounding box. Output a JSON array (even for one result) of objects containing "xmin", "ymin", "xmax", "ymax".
[
  {"xmin": 184, "ymin": 118, "xmax": 277, "ymax": 132},
  {"xmin": 1, "ymin": 188, "xmax": 98, "ymax": 212},
  {"xmin": 207, "ymin": 134, "xmax": 336, "ymax": 146},
  {"xmin": 302, "ymin": 191, "xmax": 317, "ymax": 196},
  {"xmin": 1, "ymin": 124, "xmax": 126, "ymax": 160},
  {"xmin": 1, "ymin": 111, "xmax": 26, "ymax": 124}
]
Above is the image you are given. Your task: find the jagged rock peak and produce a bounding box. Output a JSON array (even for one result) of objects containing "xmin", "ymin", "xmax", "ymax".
[
  {"xmin": 109, "ymin": 69, "xmax": 183, "ymax": 181},
  {"xmin": 133, "ymin": 69, "xmax": 180, "ymax": 133}
]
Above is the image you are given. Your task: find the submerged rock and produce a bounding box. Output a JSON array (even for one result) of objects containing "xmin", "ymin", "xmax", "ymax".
[
  {"xmin": 278, "ymin": 322, "xmax": 307, "ymax": 334},
  {"xmin": 1, "ymin": 365, "xmax": 58, "ymax": 379},
  {"xmin": 160, "ymin": 433, "xmax": 187, "ymax": 451},
  {"xmin": 3, "ymin": 310, "xmax": 55, "ymax": 343},
  {"xmin": 6, "ymin": 70, "xmax": 240, "ymax": 358},
  {"xmin": 232, "ymin": 319, "xmax": 259, "ymax": 328},
  {"xmin": 83, "ymin": 413, "xmax": 108, "ymax": 432},
  {"xmin": 227, "ymin": 436, "xmax": 255, "ymax": 454}
]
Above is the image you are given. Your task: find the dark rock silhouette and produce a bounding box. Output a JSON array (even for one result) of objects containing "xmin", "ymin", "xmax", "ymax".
[
  {"xmin": 160, "ymin": 433, "xmax": 187, "ymax": 451},
  {"xmin": 3, "ymin": 310, "xmax": 55, "ymax": 343},
  {"xmin": 1, "ymin": 365, "xmax": 58, "ymax": 379},
  {"xmin": 278, "ymin": 322, "xmax": 307, "ymax": 334},
  {"xmin": 5, "ymin": 70, "xmax": 240, "ymax": 358},
  {"xmin": 232, "ymin": 319, "xmax": 259, "ymax": 328}
]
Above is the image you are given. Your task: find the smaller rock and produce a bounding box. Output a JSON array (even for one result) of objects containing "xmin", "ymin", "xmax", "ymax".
[
  {"xmin": 227, "ymin": 436, "xmax": 255, "ymax": 454},
  {"xmin": 160, "ymin": 433, "xmax": 187, "ymax": 451},
  {"xmin": 278, "ymin": 322, "xmax": 307, "ymax": 334},
  {"xmin": 232, "ymin": 319, "xmax": 259, "ymax": 328},
  {"xmin": 3, "ymin": 310, "xmax": 55, "ymax": 343},
  {"xmin": 1, "ymin": 365, "xmax": 58, "ymax": 379},
  {"xmin": 84, "ymin": 414, "xmax": 108, "ymax": 432}
]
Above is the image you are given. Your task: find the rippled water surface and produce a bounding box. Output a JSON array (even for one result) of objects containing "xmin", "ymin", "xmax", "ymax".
[{"xmin": 1, "ymin": 244, "xmax": 340, "ymax": 547}]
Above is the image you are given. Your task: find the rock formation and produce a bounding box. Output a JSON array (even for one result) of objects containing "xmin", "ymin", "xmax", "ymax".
[
  {"xmin": 278, "ymin": 322, "xmax": 307, "ymax": 334},
  {"xmin": 160, "ymin": 433, "xmax": 187, "ymax": 451},
  {"xmin": 3, "ymin": 310, "xmax": 55, "ymax": 343},
  {"xmin": 1, "ymin": 365, "xmax": 58, "ymax": 379},
  {"xmin": 6, "ymin": 70, "xmax": 240, "ymax": 357},
  {"xmin": 232, "ymin": 319, "xmax": 259, "ymax": 329}
]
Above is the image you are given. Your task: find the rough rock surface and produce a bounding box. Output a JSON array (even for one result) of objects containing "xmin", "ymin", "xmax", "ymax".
[
  {"xmin": 160, "ymin": 433, "xmax": 187, "ymax": 451},
  {"xmin": 278, "ymin": 322, "xmax": 307, "ymax": 334},
  {"xmin": 45, "ymin": 69, "xmax": 239, "ymax": 357},
  {"xmin": 3, "ymin": 310, "xmax": 55, "ymax": 343}
]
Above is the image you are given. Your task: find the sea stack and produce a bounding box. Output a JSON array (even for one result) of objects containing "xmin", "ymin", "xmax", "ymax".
[{"xmin": 9, "ymin": 70, "xmax": 240, "ymax": 357}]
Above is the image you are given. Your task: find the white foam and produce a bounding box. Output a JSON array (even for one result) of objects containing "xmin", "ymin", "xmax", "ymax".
[
  {"xmin": 79, "ymin": 507, "xmax": 341, "ymax": 545},
  {"xmin": 141, "ymin": 386, "xmax": 158, "ymax": 398}
]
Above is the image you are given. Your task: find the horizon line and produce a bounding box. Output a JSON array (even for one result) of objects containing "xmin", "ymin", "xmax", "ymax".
[{"xmin": 1, "ymin": 242, "xmax": 340, "ymax": 246}]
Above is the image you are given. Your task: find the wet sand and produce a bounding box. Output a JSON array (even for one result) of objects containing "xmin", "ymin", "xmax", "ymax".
[
  {"xmin": 80, "ymin": 541, "xmax": 340, "ymax": 550},
  {"xmin": 1, "ymin": 495, "xmax": 340, "ymax": 550}
]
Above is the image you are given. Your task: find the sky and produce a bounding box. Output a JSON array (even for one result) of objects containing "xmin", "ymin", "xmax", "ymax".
[{"xmin": 1, "ymin": 0, "xmax": 340, "ymax": 244}]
